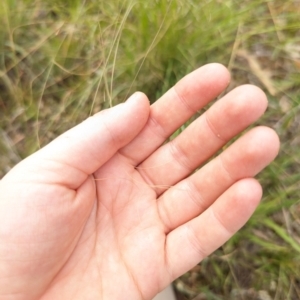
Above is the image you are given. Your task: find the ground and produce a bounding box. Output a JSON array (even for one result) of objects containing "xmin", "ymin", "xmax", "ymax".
[{"xmin": 1, "ymin": 1, "xmax": 300, "ymax": 299}]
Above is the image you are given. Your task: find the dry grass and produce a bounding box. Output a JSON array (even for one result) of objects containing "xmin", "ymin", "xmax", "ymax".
[{"xmin": 1, "ymin": 0, "xmax": 300, "ymax": 299}]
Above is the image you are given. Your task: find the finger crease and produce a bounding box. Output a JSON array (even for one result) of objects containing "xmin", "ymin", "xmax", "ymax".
[
  {"xmin": 163, "ymin": 236, "xmax": 175, "ymax": 283},
  {"xmin": 173, "ymin": 86, "xmax": 197, "ymax": 115},
  {"xmin": 186, "ymin": 223, "xmax": 208, "ymax": 259},
  {"xmin": 205, "ymin": 112, "xmax": 227, "ymax": 142},
  {"xmin": 137, "ymin": 168, "xmax": 158, "ymax": 195},
  {"xmin": 211, "ymin": 207, "xmax": 235, "ymax": 236},
  {"xmin": 185, "ymin": 181, "xmax": 207, "ymax": 211},
  {"xmin": 169, "ymin": 140, "xmax": 194, "ymax": 173},
  {"xmin": 147, "ymin": 114, "xmax": 169, "ymax": 140},
  {"xmin": 218, "ymin": 155, "xmax": 235, "ymax": 182},
  {"xmin": 158, "ymin": 196, "xmax": 174, "ymax": 233},
  {"xmin": 101, "ymin": 118, "xmax": 120, "ymax": 147}
]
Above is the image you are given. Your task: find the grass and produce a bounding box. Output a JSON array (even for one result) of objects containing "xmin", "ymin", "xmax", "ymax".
[{"xmin": 1, "ymin": 0, "xmax": 300, "ymax": 299}]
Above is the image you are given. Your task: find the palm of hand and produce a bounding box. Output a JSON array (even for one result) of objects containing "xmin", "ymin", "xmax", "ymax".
[{"xmin": 0, "ymin": 65, "xmax": 279, "ymax": 300}]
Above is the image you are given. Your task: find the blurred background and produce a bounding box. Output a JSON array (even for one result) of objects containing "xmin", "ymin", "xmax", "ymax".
[{"xmin": 1, "ymin": 0, "xmax": 300, "ymax": 299}]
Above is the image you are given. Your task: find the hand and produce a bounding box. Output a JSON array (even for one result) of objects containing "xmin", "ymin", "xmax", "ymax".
[{"xmin": 0, "ymin": 64, "xmax": 279, "ymax": 300}]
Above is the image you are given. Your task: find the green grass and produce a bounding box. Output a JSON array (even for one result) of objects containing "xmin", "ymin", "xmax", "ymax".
[{"xmin": 1, "ymin": 0, "xmax": 300, "ymax": 299}]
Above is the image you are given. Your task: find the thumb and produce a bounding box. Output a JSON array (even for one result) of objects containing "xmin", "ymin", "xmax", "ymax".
[{"xmin": 7, "ymin": 92, "xmax": 150, "ymax": 188}]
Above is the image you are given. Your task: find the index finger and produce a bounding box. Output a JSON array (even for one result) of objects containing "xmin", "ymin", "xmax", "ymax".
[{"xmin": 119, "ymin": 63, "xmax": 230, "ymax": 165}]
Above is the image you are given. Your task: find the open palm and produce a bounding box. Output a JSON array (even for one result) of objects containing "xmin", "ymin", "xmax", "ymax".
[{"xmin": 0, "ymin": 64, "xmax": 279, "ymax": 300}]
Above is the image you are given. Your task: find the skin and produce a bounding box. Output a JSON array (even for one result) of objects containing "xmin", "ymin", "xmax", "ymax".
[{"xmin": 0, "ymin": 64, "xmax": 280, "ymax": 300}]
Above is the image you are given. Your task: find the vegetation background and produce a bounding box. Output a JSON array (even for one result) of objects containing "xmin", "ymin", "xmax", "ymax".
[{"xmin": 1, "ymin": 0, "xmax": 300, "ymax": 299}]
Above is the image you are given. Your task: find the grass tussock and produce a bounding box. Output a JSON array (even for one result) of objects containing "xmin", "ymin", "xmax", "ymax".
[{"xmin": 1, "ymin": 0, "xmax": 300, "ymax": 299}]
